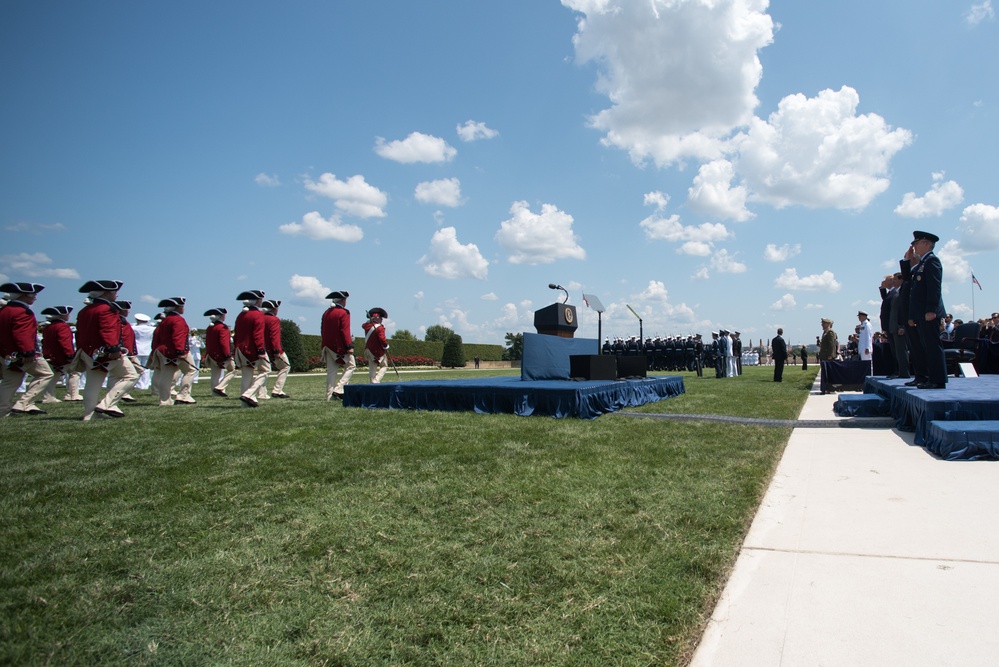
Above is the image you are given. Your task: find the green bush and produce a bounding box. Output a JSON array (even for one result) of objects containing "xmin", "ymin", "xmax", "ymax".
[
  {"xmin": 441, "ymin": 333, "xmax": 466, "ymax": 368},
  {"xmin": 280, "ymin": 319, "xmax": 309, "ymax": 372}
]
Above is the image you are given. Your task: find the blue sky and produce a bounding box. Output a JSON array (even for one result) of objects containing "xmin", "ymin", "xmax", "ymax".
[{"xmin": 2, "ymin": 0, "xmax": 997, "ymax": 348}]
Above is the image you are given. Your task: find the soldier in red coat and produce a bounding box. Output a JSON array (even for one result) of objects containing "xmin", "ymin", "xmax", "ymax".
[
  {"xmin": 0, "ymin": 282, "xmax": 54, "ymax": 417},
  {"xmin": 40, "ymin": 305, "xmax": 81, "ymax": 402},
  {"xmin": 321, "ymin": 290, "xmax": 354, "ymax": 400},
  {"xmin": 150, "ymin": 297, "xmax": 197, "ymax": 405},
  {"xmin": 258, "ymin": 300, "xmax": 291, "ymax": 400},
  {"xmin": 73, "ymin": 279, "xmax": 138, "ymax": 421},
  {"xmin": 115, "ymin": 300, "xmax": 143, "ymax": 404},
  {"xmin": 204, "ymin": 307, "xmax": 236, "ymax": 397},
  {"xmin": 234, "ymin": 290, "xmax": 269, "ymax": 407},
  {"xmin": 362, "ymin": 307, "xmax": 390, "ymax": 384}
]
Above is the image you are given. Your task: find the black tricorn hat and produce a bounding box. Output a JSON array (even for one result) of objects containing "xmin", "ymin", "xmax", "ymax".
[
  {"xmin": 157, "ymin": 297, "xmax": 186, "ymax": 308},
  {"xmin": 79, "ymin": 279, "xmax": 123, "ymax": 293},
  {"xmin": 204, "ymin": 307, "xmax": 228, "ymax": 317},
  {"xmin": 41, "ymin": 305, "xmax": 73, "ymax": 316},
  {"xmin": 912, "ymin": 230, "xmax": 940, "ymax": 244},
  {"xmin": 0, "ymin": 281, "xmax": 45, "ymax": 295},
  {"xmin": 261, "ymin": 299, "xmax": 282, "ymax": 310},
  {"xmin": 367, "ymin": 307, "xmax": 388, "ymax": 318},
  {"xmin": 325, "ymin": 290, "xmax": 349, "ymax": 300},
  {"xmin": 116, "ymin": 300, "xmax": 133, "ymax": 311},
  {"xmin": 237, "ymin": 290, "xmax": 265, "ymax": 301}
]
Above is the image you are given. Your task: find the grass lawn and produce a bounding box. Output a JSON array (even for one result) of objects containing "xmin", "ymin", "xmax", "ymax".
[{"xmin": 1, "ymin": 364, "xmax": 818, "ymax": 666}]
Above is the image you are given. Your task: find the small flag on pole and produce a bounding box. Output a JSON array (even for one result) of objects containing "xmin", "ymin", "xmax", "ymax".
[{"xmin": 973, "ymin": 273, "xmax": 983, "ymax": 290}]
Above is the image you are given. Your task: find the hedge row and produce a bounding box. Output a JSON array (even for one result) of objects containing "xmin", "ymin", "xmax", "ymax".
[{"xmin": 299, "ymin": 334, "xmax": 504, "ymax": 365}]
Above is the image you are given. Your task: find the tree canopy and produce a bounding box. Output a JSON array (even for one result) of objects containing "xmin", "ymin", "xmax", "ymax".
[{"xmin": 424, "ymin": 325, "xmax": 454, "ymax": 343}]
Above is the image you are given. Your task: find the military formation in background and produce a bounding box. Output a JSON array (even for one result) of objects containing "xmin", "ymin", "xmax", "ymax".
[
  {"xmin": 600, "ymin": 331, "xmax": 748, "ymax": 379},
  {"xmin": 0, "ymin": 281, "xmax": 393, "ymax": 420}
]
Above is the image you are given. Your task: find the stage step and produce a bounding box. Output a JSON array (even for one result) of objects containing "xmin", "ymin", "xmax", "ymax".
[
  {"xmin": 833, "ymin": 394, "xmax": 889, "ymax": 418},
  {"xmin": 924, "ymin": 420, "xmax": 999, "ymax": 461}
]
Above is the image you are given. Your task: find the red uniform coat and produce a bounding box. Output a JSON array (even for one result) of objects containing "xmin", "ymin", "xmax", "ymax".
[
  {"xmin": 75, "ymin": 299, "xmax": 122, "ymax": 357},
  {"xmin": 362, "ymin": 321, "xmax": 388, "ymax": 358},
  {"xmin": 321, "ymin": 305, "xmax": 352, "ymax": 354},
  {"xmin": 120, "ymin": 318, "xmax": 138, "ymax": 357},
  {"xmin": 263, "ymin": 313, "xmax": 282, "ymax": 354},
  {"xmin": 42, "ymin": 319, "xmax": 75, "ymax": 367},
  {"xmin": 0, "ymin": 301, "xmax": 39, "ymax": 357},
  {"xmin": 154, "ymin": 312, "xmax": 190, "ymax": 359},
  {"xmin": 234, "ymin": 307, "xmax": 266, "ymax": 362},
  {"xmin": 205, "ymin": 321, "xmax": 232, "ymax": 362}
]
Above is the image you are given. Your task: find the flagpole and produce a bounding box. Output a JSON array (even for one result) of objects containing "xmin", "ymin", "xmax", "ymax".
[{"xmin": 972, "ymin": 271, "xmax": 975, "ymax": 321}]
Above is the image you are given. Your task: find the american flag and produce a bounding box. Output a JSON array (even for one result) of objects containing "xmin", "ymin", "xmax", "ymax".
[{"xmin": 973, "ymin": 274, "xmax": 983, "ymax": 290}]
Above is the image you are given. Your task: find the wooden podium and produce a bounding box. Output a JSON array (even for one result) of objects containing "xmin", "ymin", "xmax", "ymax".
[{"xmin": 534, "ymin": 303, "xmax": 578, "ymax": 338}]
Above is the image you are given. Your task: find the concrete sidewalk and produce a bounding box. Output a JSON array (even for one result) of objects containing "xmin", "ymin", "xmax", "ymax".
[{"xmin": 689, "ymin": 380, "xmax": 999, "ymax": 667}]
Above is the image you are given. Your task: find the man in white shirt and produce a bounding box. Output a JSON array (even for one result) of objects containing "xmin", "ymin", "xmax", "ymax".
[
  {"xmin": 132, "ymin": 313, "xmax": 155, "ymax": 391},
  {"xmin": 857, "ymin": 310, "xmax": 874, "ymax": 362}
]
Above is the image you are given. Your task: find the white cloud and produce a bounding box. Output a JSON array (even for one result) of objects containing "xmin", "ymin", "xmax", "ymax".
[
  {"xmin": 0, "ymin": 252, "xmax": 80, "ymax": 280},
  {"xmin": 639, "ymin": 209, "xmax": 730, "ymax": 246},
  {"xmin": 288, "ymin": 274, "xmax": 332, "ymax": 305},
  {"xmin": 687, "ymin": 159, "xmax": 754, "ymax": 221},
  {"xmin": 894, "ymin": 174, "xmax": 964, "ymax": 218},
  {"xmin": 936, "ymin": 239, "xmax": 973, "ymax": 285},
  {"xmin": 481, "ymin": 292, "xmax": 498, "ymax": 301},
  {"xmin": 456, "ymin": 120, "xmax": 498, "ymax": 142},
  {"xmin": 710, "ymin": 249, "xmax": 747, "ymax": 273},
  {"xmin": 254, "ymin": 172, "xmax": 280, "ymax": 187},
  {"xmin": 764, "ymin": 243, "xmax": 802, "ymax": 262},
  {"xmin": 692, "ymin": 266, "xmax": 710, "ymax": 281},
  {"xmin": 958, "ymin": 203, "xmax": 999, "ymax": 250},
  {"xmin": 279, "ymin": 211, "xmax": 364, "ymax": 242},
  {"xmin": 414, "ymin": 178, "xmax": 463, "ymax": 207},
  {"xmin": 374, "ymin": 131, "xmax": 457, "ymax": 163},
  {"xmin": 966, "ymin": 1, "xmax": 994, "ymax": 25},
  {"xmin": 564, "ymin": 0, "xmax": 774, "ymax": 166},
  {"xmin": 679, "ymin": 241, "xmax": 713, "ymax": 256},
  {"xmin": 771, "ymin": 293, "xmax": 796, "ymax": 311},
  {"xmin": 4, "ymin": 221, "xmax": 67, "ymax": 234},
  {"xmin": 774, "ymin": 268, "xmax": 842, "ymax": 292},
  {"xmin": 419, "ymin": 227, "xmax": 489, "ymax": 280},
  {"xmin": 140, "ymin": 294, "xmax": 158, "ymax": 304},
  {"xmin": 644, "ymin": 191, "xmax": 669, "ymax": 210},
  {"xmin": 304, "ymin": 173, "xmax": 387, "ymax": 218},
  {"xmin": 495, "ymin": 201, "xmax": 586, "ymax": 265},
  {"xmin": 736, "ymin": 86, "xmax": 912, "ymax": 210}
]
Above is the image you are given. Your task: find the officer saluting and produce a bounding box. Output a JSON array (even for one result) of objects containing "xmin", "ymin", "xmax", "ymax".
[
  {"xmin": 74, "ymin": 279, "xmax": 138, "ymax": 420},
  {"xmin": 234, "ymin": 290, "xmax": 269, "ymax": 408},
  {"xmin": 204, "ymin": 308, "xmax": 236, "ymax": 397},
  {"xmin": 0, "ymin": 282, "xmax": 54, "ymax": 417},
  {"xmin": 322, "ymin": 290, "xmax": 354, "ymax": 401}
]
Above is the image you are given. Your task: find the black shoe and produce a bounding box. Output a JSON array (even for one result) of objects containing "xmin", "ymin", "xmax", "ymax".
[
  {"xmin": 917, "ymin": 382, "xmax": 947, "ymax": 389},
  {"xmin": 11, "ymin": 407, "xmax": 46, "ymax": 415},
  {"xmin": 239, "ymin": 395, "xmax": 259, "ymax": 408},
  {"xmin": 904, "ymin": 380, "xmax": 921, "ymax": 386},
  {"xmin": 95, "ymin": 407, "xmax": 124, "ymax": 418},
  {"xmin": 272, "ymin": 393, "xmax": 290, "ymax": 399},
  {"xmin": 174, "ymin": 399, "xmax": 196, "ymax": 405},
  {"xmin": 330, "ymin": 392, "xmax": 344, "ymax": 401},
  {"xmin": 212, "ymin": 388, "xmax": 228, "ymax": 397},
  {"xmin": 120, "ymin": 396, "xmax": 138, "ymax": 403}
]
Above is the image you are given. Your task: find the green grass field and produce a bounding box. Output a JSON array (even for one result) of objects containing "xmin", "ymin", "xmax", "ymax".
[{"xmin": 1, "ymin": 365, "xmax": 818, "ymax": 666}]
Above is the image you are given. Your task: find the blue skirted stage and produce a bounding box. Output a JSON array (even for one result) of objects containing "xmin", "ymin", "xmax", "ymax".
[
  {"xmin": 861, "ymin": 375, "xmax": 999, "ymax": 460},
  {"xmin": 342, "ymin": 375, "xmax": 685, "ymax": 419},
  {"xmin": 343, "ymin": 332, "xmax": 684, "ymax": 419}
]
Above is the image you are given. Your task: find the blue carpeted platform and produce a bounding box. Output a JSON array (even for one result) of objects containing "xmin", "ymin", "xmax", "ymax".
[
  {"xmin": 833, "ymin": 394, "xmax": 888, "ymax": 417},
  {"xmin": 342, "ymin": 375, "xmax": 685, "ymax": 419},
  {"xmin": 862, "ymin": 375, "xmax": 999, "ymax": 459},
  {"xmin": 924, "ymin": 420, "xmax": 999, "ymax": 461}
]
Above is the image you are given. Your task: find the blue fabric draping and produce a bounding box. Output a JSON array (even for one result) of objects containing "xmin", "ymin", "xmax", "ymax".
[
  {"xmin": 343, "ymin": 375, "xmax": 685, "ymax": 419},
  {"xmin": 833, "ymin": 394, "xmax": 888, "ymax": 417},
  {"xmin": 820, "ymin": 360, "xmax": 871, "ymax": 392},
  {"xmin": 924, "ymin": 420, "xmax": 999, "ymax": 461},
  {"xmin": 520, "ymin": 332, "xmax": 600, "ymax": 381}
]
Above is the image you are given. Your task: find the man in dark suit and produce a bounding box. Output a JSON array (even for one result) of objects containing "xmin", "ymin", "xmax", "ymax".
[
  {"xmin": 908, "ymin": 230, "xmax": 947, "ymax": 388},
  {"xmin": 772, "ymin": 328, "xmax": 788, "ymax": 382},
  {"xmin": 887, "ymin": 272, "xmax": 910, "ymax": 379}
]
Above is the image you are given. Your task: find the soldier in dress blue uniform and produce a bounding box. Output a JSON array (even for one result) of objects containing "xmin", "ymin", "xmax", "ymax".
[{"xmin": 907, "ymin": 230, "xmax": 948, "ymax": 388}]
